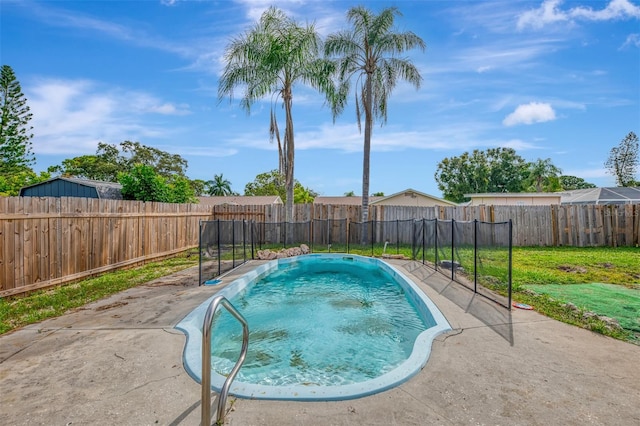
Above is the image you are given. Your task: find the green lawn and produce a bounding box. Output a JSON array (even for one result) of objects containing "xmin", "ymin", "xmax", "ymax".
[
  {"xmin": 512, "ymin": 246, "xmax": 640, "ymax": 287},
  {"xmin": 0, "ymin": 253, "xmax": 199, "ymax": 335}
]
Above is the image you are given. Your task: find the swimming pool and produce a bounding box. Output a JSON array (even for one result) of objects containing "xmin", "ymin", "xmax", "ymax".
[{"xmin": 176, "ymin": 254, "xmax": 450, "ymax": 400}]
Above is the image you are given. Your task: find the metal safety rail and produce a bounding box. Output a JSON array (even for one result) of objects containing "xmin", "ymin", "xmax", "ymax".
[{"xmin": 201, "ymin": 295, "xmax": 249, "ymax": 426}]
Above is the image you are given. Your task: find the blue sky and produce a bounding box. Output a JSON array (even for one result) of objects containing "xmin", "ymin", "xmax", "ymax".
[{"xmin": 2, "ymin": 0, "xmax": 639, "ymax": 197}]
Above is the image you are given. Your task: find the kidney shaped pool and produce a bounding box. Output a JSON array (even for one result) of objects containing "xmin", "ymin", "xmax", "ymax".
[{"xmin": 176, "ymin": 253, "xmax": 450, "ymax": 401}]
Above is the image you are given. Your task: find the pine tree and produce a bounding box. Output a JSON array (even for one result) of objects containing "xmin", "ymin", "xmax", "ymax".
[
  {"xmin": 605, "ymin": 132, "xmax": 639, "ymax": 187},
  {"xmin": 0, "ymin": 65, "xmax": 34, "ymax": 175}
]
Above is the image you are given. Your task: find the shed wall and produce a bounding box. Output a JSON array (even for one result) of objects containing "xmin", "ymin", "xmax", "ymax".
[{"xmin": 21, "ymin": 181, "xmax": 99, "ymax": 198}]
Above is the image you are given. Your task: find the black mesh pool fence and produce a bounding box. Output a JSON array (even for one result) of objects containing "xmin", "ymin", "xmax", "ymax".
[{"xmin": 199, "ymin": 218, "xmax": 512, "ymax": 309}]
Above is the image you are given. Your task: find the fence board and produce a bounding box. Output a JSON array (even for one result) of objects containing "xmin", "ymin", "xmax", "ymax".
[{"xmin": 0, "ymin": 197, "xmax": 216, "ymax": 297}]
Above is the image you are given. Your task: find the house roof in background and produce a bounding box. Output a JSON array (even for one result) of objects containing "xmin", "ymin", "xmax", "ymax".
[
  {"xmin": 315, "ymin": 189, "xmax": 457, "ymax": 206},
  {"xmin": 197, "ymin": 195, "xmax": 283, "ymax": 206},
  {"xmin": 377, "ymin": 188, "xmax": 457, "ymax": 206},
  {"xmin": 313, "ymin": 196, "xmax": 385, "ymax": 205},
  {"xmin": 464, "ymin": 192, "xmax": 562, "ymax": 198},
  {"xmin": 561, "ymin": 187, "xmax": 640, "ymax": 204}
]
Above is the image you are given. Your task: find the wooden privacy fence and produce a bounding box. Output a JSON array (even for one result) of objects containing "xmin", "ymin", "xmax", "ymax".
[
  {"xmin": 375, "ymin": 204, "xmax": 639, "ymax": 247},
  {"xmin": 1, "ymin": 198, "xmax": 638, "ymax": 297},
  {"xmin": 0, "ymin": 197, "xmax": 216, "ymax": 297},
  {"xmin": 293, "ymin": 203, "xmax": 638, "ymax": 247}
]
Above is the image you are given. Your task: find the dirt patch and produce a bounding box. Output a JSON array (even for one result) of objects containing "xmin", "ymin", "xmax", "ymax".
[
  {"xmin": 600, "ymin": 262, "xmax": 615, "ymax": 269},
  {"xmin": 557, "ymin": 265, "xmax": 587, "ymax": 273},
  {"xmin": 144, "ymin": 266, "xmax": 200, "ymax": 287}
]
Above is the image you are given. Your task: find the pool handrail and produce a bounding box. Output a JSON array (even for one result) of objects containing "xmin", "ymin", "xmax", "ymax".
[{"xmin": 201, "ymin": 295, "xmax": 249, "ymax": 425}]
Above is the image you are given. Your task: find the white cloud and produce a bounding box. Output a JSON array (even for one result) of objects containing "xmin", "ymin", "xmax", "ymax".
[
  {"xmin": 620, "ymin": 33, "xmax": 640, "ymax": 49},
  {"xmin": 148, "ymin": 103, "xmax": 190, "ymax": 115},
  {"xmin": 127, "ymin": 93, "xmax": 191, "ymax": 115},
  {"xmin": 571, "ymin": 0, "xmax": 640, "ymax": 21},
  {"xmin": 517, "ymin": 0, "xmax": 569, "ymax": 30},
  {"xmin": 517, "ymin": 0, "xmax": 640, "ymax": 30},
  {"xmin": 450, "ymin": 38, "xmax": 562, "ymax": 73},
  {"xmin": 234, "ymin": 0, "xmax": 306, "ymax": 22},
  {"xmin": 232, "ymin": 0, "xmax": 344, "ymax": 36},
  {"xmin": 28, "ymin": 2, "xmax": 195, "ymax": 57},
  {"xmin": 444, "ymin": 2, "xmax": 524, "ymax": 35},
  {"xmin": 26, "ymin": 78, "xmax": 190, "ymax": 155},
  {"xmin": 224, "ymin": 119, "xmax": 540, "ymax": 156},
  {"xmin": 503, "ymin": 102, "xmax": 557, "ymax": 126},
  {"xmin": 499, "ymin": 139, "xmax": 542, "ymax": 150}
]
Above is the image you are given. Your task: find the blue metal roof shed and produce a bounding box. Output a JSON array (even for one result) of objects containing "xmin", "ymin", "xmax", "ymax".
[{"xmin": 19, "ymin": 177, "xmax": 123, "ymax": 199}]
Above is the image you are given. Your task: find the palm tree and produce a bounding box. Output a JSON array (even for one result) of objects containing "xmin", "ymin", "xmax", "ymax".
[
  {"xmin": 218, "ymin": 6, "xmax": 335, "ymax": 223},
  {"xmin": 325, "ymin": 6, "xmax": 425, "ymax": 222},
  {"xmin": 526, "ymin": 158, "xmax": 562, "ymax": 192},
  {"xmin": 206, "ymin": 173, "xmax": 233, "ymax": 196}
]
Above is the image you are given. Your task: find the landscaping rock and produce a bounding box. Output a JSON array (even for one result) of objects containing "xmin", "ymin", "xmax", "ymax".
[
  {"xmin": 599, "ymin": 316, "xmax": 623, "ymax": 331},
  {"xmin": 438, "ymin": 260, "xmax": 461, "ymax": 270},
  {"xmin": 257, "ymin": 245, "xmax": 310, "ymax": 260}
]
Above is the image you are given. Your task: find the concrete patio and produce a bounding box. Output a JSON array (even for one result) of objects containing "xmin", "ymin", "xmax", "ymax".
[{"xmin": 1, "ymin": 259, "xmax": 638, "ymax": 425}]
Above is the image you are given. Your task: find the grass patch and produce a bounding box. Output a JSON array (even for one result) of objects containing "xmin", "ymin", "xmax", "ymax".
[
  {"xmin": 0, "ymin": 252, "xmax": 198, "ymax": 335},
  {"xmin": 525, "ymin": 283, "xmax": 640, "ymax": 333},
  {"xmin": 511, "ymin": 246, "xmax": 640, "ymax": 344}
]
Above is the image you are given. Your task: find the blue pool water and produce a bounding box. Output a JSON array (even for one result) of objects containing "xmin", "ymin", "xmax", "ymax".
[{"xmin": 176, "ymin": 254, "xmax": 450, "ymax": 400}]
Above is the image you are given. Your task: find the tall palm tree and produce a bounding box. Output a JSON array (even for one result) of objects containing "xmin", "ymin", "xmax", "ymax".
[
  {"xmin": 218, "ymin": 6, "xmax": 335, "ymax": 222},
  {"xmin": 325, "ymin": 6, "xmax": 425, "ymax": 222},
  {"xmin": 206, "ymin": 173, "xmax": 233, "ymax": 196}
]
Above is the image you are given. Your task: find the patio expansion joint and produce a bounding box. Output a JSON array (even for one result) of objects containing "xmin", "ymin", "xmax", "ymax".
[
  {"xmin": 0, "ymin": 326, "xmax": 63, "ymax": 364},
  {"xmin": 33, "ymin": 325, "xmax": 182, "ymax": 332},
  {"xmin": 1, "ymin": 325, "xmax": 182, "ymax": 364}
]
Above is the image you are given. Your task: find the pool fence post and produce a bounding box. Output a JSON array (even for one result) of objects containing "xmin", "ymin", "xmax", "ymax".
[
  {"xmin": 473, "ymin": 219, "xmax": 478, "ymax": 294},
  {"xmin": 422, "ymin": 219, "xmax": 426, "ymax": 265},
  {"xmin": 451, "ymin": 219, "xmax": 455, "ymax": 281},
  {"xmin": 282, "ymin": 221, "xmax": 286, "ymax": 249},
  {"xmin": 242, "ymin": 219, "xmax": 247, "ymax": 264},
  {"xmin": 434, "ymin": 219, "xmax": 439, "ymax": 272},
  {"xmin": 370, "ymin": 220, "xmax": 374, "ymax": 257},
  {"xmin": 232, "ymin": 219, "xmax": 236, "ymax": 268},
  {"xmin": 250, "ymin": 221, "xmax": 256, "ymax": 260},
  {"xmin": 217, "ymin": 219, "xmax": 221, "ymax": 277},
  {"xmin": 198, "ymin": 220, "xmax": 202, "ymax": 286},
  {"xmin": 310, "ymin": 219, "xmax": 315, "ymax": 253},
  {"xmin": 508, "ymin": 219, "xmax": 513, "ymax": 310}
]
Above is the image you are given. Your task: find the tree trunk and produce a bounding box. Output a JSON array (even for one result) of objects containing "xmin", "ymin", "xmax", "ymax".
[
  {"xmin": 284, "ymin": 90, "xmax": 294, "ymax": 228},
  {"xmin": 362, "ymin": 73, "xmax": 373, "ymax": 224}
]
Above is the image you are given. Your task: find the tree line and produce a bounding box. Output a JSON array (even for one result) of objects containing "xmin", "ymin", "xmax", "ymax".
[{"xmin": 2, "ymin": 5, "xmax": 638, "ymax": 206}]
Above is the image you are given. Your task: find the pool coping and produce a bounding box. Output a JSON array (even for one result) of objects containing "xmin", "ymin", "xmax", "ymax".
[{"xmin": 175, "ymin": 253, "xmax": 452, "ymax": 401}]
